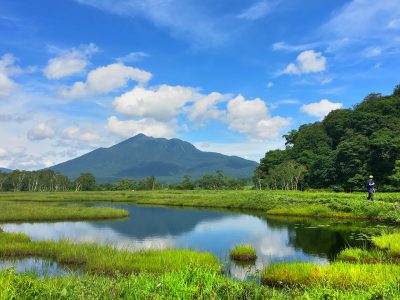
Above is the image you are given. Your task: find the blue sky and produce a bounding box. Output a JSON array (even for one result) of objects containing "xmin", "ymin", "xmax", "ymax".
[{"xmin": 1, "ymin": 0, "xmax": 400, "ymax": 169}]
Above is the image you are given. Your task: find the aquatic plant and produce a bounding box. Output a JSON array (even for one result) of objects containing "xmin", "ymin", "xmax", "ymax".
[{"xmin": 229, "ymin": 244, "xmax": 257, "ymax": 262}]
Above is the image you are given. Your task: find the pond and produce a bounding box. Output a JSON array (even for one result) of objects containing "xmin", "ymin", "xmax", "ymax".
[{"xmin": 1, "ymin": 204, "xmax": 378, "ymax": 279}]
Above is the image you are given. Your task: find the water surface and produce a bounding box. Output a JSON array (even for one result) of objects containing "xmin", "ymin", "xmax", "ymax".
[{"xmin": 2, "ymin": 204, "xmax": 376, "ymax": 279}]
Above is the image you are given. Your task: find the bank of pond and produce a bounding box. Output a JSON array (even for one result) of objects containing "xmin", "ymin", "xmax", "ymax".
[{"xmin": 0, "ymin": 191, "xmax": 400, "ymax": 299}]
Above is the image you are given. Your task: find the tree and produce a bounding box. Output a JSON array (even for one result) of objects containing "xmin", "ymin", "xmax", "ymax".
[
  {"xmin": 393, "ymin": 84, "xmax": 400, "ymax": 96},
  {"xmin": 74, "ymin": 173, "xmax": 96, "ymax": 191},
  {"xmin": 389, "ymin": 160, "xmax": 400, "ymax": 188}
]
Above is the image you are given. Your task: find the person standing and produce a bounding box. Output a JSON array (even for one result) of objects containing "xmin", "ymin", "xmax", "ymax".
[{"xmin": 367, "ymin": 175, "xmax": 375, "ymax": 200}]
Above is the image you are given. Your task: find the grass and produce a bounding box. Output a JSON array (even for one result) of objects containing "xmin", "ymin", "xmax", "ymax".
[
  {"xmin": 229, "ymin": 244, "xmax": 257, "ymax": 262},
  {"xmin": 372, "ymin": 232, "xmax": 400, "ymax": 257},
  {"xmin": 261, "ymin": 261, "xmax": 400, "ymax": 289},
  {"xmin": 1, "ymin": 190, "xmax": 400, "ymax": 223},
  {"xmin": 1, "ymin": 266, "xmax": 400, "ymax": 300},
  {"xmin": 0, "ymin": 232, "xmax": 219, "ymax": 276},
  {"xmin": 0, "ymin": 201, "xmax": 128, "ymax": 222}
]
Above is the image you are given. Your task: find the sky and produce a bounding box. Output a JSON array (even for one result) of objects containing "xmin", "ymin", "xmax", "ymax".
[{"xmin": 1, "ymin": 0, "xmax": 400, "ymax": 169}]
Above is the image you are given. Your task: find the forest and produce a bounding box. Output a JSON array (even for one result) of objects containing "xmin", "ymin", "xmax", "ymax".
[
  {"xmin": 0, "ymin": 169, "xmax": 249, "ymax": 192},
  {"xmin": 254, "ymin": 84, "xmax": 400, "ymax": 191}
]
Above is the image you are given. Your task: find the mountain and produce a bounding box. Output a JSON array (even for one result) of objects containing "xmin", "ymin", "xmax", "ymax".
[
  {"xmin": 0, "ymin": 168, "xmax": 12, "ymax": 173},
  {"xmin": 51, "ymin": 134, "xmax": 258, "ymax": 183}
]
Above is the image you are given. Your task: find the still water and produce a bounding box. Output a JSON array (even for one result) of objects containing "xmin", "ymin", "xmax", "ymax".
[{"xmin": 2, "ymin": 204, "xmax": 375, "ymax": 279}]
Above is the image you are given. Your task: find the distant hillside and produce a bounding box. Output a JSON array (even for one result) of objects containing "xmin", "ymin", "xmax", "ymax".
[
  {"xmin": 256, "ymin": 85, "xmax": 400, "ymax": 191},
  {"xmin": 51, "ymin": 134, "xmax": 258, "ymax": 183},
  {"xmin": 0, "ymin": 168, "xmax": 12, "ymax": 173}
]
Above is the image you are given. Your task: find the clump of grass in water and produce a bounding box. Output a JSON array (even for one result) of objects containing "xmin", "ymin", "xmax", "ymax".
[{"xmin": 229, "ymin": 244, "xmax": 257, "ymax": 262}]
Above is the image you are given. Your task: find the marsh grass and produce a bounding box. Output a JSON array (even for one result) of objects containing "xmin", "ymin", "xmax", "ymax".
[
  {"xmin": 229, "ymin": 244, "xmax": 257, "ymax": 262},
  {"xmin": 261, "ymin": 262, "xmax": 400, "ymax": 289},
  {"xmin": 338, "ymin": 248, "xmax": 390, "ymax": 263},
  {"xmin": 0, "ymin": 232, "xmax": 219, "ymax": 276},
  {"xmin": 1, "ymin": 190, "xmax": 400, "ymax": 223},
  {"xmin": 0, "ymin": 201, "xmax": 128, "ymax": 222},
  {"xmin": 1, "ymin": 266, "xmax": 399, "ymax": 300},
  {"xmin": 372, "ymin": 232, "xmax": 400, "ymax": 257}
]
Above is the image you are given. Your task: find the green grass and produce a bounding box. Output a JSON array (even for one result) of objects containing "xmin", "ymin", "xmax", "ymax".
[
  {"xmin": 0, "ymin": 201, "xmax": 128, "ymax": 222},
  {"xmin": 372, "ymin": 232, "xmax": 400, "ymax": 257},
  {"xmin": 229, "ymin": 244, "xmax": 257, "ymax": 262},
  {"xmin": 337, "ymin": 248, "xmax": 390, "ymax": 263},
  {"xmin": 1, "ymin": 266, "xmax": 400, "ymax": 300},
  {"xmin": 261, "ymin": 261, "xmax": 400, "ymax": 289},
  {"xmin": 0, "ymin": 232, "xmax": 219, "ymax": 275},
  {"xmin": 1, "ymin": 190, "xmax": 400, "ymax": 223}
]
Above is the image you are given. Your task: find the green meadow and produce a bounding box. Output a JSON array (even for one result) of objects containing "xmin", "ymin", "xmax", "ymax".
[{"xmin": 0, "ymin": 190, "xmax": 400, "ymax": 299}]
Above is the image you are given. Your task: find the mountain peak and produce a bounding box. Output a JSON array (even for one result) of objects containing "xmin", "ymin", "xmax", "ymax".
[{"xmin": 51, "ymin": 135, "xmax": 258, "ymax": 183}]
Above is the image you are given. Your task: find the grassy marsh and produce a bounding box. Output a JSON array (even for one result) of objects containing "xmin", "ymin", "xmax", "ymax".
[
  {"xmin": 229, "ymin": 244, "xmax": 257, "ymax": 262},
  {"xmin": 1, "ymin": 190, "xmax": 400, "ymax": 223},
  {"xmin": 0, "ymin": 232, "xmax": 219, "ymax": 276},
  {"xmin": 0, "ymin": 201, "xmax": 128, "ymax": 222}
]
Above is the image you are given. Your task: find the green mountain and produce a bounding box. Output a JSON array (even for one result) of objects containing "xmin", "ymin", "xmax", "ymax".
[
  {"xmin": 51, "ymin": 134, "xmax": 258, "ymax": 183},
  {"xmin": 0, "ymin": 168, "xmax": 12, "ymax": 173},
  {"xmin": 256, "ymin": 85, "xmax": 400, "ymax": 191}
]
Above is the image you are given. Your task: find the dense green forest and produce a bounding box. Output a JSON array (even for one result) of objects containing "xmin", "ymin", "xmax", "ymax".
[
  {"xmin": 0, "ymin": 169, "xmax": 249, "ymax": 192},
  {"xmin": 255, "ymin": 84, "xmax": 400, "ymax": 191}
]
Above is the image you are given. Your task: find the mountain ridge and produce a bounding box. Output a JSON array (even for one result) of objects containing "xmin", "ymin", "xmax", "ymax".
[{"xmin": 50, "ymin": 134, "xmax": 258, "ymax": 183}]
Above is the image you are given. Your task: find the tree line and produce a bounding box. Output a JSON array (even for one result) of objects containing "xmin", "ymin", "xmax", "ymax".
[
  {"xmin": 254, "ymin": 84, "xmax": 400, "ymax": 191},
  {"xmin": 0, "ymin": 169, "xmax": 249, "ymax": 192}
]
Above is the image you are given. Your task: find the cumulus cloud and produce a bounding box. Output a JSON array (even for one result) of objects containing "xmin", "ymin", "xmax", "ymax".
[
  {"xmin": 226, "ymin": 95, "xmax": 291, "ymax": 140},
  {"xmin": 0, "ymin": 53, "xmax": 19, "ymax": 98},
  {"xmin": 60, "ymin": 63, "xmax": 152, "ymax": 98},
  {"xmin": 63, "ymin": 126, "xmax": 103, "ymax": 144},
  {"xmin": 106, "ymin": 116, "xmax": 176, "ymax": 138},
  {"xmin": 301, "ymin": 99, "xmax": 343, "ymax": 118},
  {"xmin": 238, "ymin": 1, "xmax": 271, "ymax": 20},
  {"xmin": 188, "ymin": 92, "xmax": 225, "ymax": 124},
  {"xmin": 282, "ymin": 50, "xmax": 326, "ymax": 75},
  {"xmin": 27, "ymin": 123, "xmax": 56, "ymax": 141},
  {"xmin": 44, "ymin": 43, "xmax": 98, "ymax": 79},
  {"xmin": 113, "ymin": 85, "xmax": 197, "ymax": 121}
]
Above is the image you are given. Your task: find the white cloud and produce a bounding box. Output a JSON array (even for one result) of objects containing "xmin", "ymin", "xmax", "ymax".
[
  {"xmin": 44, "ymin": 44, "xmax": 98, "ymax": 79},
  {"xmin": 301, "ymin": 99, "xmax": 343, "ymax": 118},
  {"xmin": 267, "ymin": 81, "xmax": 273, "ymax": 88},
  {"xmin": 106, "ymin": 116, "xmax": 176, "ymax": 138},
  {"xmin": 194, "ymin": 140, "xmax": 285, "ymax": 162},
  {"xmin": 238, "ymin": 1, "xmax": 271, "ymax": 20},
  {"xmin": 188, "ymin": 92, "xmax": 225, "ymax": 124},
  {"xmin": 61, "ymin": 63, "xmax": 152, "ymax": 98},
  {"xmin": 113, "ymin": 85, "xmax": 197, "ymax": 121},
  {"xmin": 282, "ymin": 50, "xmax": 326, "ymax": 75},
  {"xmin": 272, "ymin": 41, "xmax": 322, "ymax": 52},
  {"xmin": 389, "ymin": 18, "xmax": 400, "ymax": 29},
  {"xmin": 323, "ymin": 0, "xmax": 400, "ymax": 38},
  {"xmin": 63, "ymin": 126, "xmax": 103, "ymax": 144},
  {"xmin": 363, "ymin": 47, "xmax": 382, "ymax": 57},
  {"xmin": 117, "ymin": 52, "xmax": 149, "ymax": 63},
  {"xmin": 27, "ymin": 123, "xmax": 56, "ymax": 141},
  {"xmin": 74, "ymin": 0, "xmax": 229, "ymax": 47},
  {"xmin": 226, "ymin": 95, "xmax": 291, "ymax": 140},
  {"xmin": 0, "ymin": 53, "xmax": 19, "ymax": 98},
  {"xmin": 0, "ymin": 147, "xmax": 7, "ymax": 158}
]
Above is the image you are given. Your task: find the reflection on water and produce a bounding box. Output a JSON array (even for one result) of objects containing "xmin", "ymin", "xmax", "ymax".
[
  {"xmin": 2, "ymin": 205, "xmax": 375, "ymax": 279},
  {"xmin": 0, "ymin": 258, "xmax": 76, "ymax": 277}
]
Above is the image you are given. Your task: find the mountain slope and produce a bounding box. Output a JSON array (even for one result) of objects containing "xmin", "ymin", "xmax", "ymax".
[
  {"xmin": 0, "ymin": 168, "xmax": 12, "ymax": 173},
  {"xmin": 51, "ymin": 134, "xmax": 258, "ymax": 182}
]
